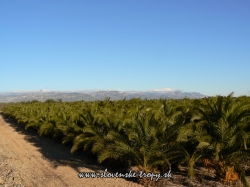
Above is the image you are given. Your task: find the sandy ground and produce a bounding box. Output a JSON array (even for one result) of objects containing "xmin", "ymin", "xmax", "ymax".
[{"xmin": 0, "ymin": 113, "xmax": 143, "ymax": 187}]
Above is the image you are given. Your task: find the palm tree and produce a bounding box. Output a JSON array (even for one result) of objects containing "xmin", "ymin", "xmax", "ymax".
[
  {"xmin": 95, "ymin": 102, "xmax": 188, "ymax": 182},
  {"xmin": 177, "ymin": 93, "xmax": 250, "ymax": 185}
]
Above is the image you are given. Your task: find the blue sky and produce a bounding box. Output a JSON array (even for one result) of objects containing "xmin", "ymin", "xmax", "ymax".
[{"xmin": 0, "ymin": 1, "xmax": 249, "ymax": 96}]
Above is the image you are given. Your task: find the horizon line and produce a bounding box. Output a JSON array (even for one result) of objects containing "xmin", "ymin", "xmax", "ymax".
[{"xmin": 1, "ymin": 87, "xmax": 183, "ymax": 93}]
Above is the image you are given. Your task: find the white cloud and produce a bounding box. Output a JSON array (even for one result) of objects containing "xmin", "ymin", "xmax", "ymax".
[{"xmin": 151, "ymin": 88, "xmax": 177, "ymax": 92}]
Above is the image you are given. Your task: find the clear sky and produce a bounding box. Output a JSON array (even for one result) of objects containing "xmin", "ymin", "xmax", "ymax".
[{"xmin": 0, "ymin": 1, "xmax": 249, "ymax": 96}]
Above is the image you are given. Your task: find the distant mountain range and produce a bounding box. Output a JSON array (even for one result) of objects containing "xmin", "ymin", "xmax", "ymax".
[{"xmin": 0, "ymin": 90, "xmax": 206, "ymax": 102}]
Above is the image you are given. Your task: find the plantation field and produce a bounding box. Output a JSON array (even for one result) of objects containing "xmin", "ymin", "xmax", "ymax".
[
  {"xmin": 2, "ymin": 93, "xmax": 250, "ymax": 186},
  {"xmin": 0, "ymin": 113, "xmax": 143, "ymax": 187}
]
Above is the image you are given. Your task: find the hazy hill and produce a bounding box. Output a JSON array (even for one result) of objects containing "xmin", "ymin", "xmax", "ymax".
[{"xmin": 0, "ymin": 90, "xmax": 206, "ymax": 102}]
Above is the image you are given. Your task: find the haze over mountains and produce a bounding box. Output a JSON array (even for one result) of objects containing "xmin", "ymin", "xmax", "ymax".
[{"xmin": 0, "ymin": 90, "xmax": 206, "ymax": 102}]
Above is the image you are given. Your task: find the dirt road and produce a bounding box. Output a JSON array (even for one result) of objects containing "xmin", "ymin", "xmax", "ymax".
[{"xmin": 0, "ymin": 114, "xmax": 143, "ymax": 187}]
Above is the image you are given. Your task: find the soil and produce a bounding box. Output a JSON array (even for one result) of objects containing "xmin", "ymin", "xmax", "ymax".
[{"xmin": 0, "ymin": 112, "xmax": 248, "ymax": 187}]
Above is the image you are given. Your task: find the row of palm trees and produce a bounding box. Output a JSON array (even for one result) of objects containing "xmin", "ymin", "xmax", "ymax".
[
  {"xmin": 2, "ymin": 94, "xmax": 250, "ymax": 186},
  {"xmin": 178, "ymin": 94, "xmax": 250, "ymax": 184}
]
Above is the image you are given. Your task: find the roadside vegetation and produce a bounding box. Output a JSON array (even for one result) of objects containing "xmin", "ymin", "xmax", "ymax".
[
  {"xmin": 2, "ymin": 93, "xmax": 250, "ymax": 186},
  {"xmin": 0, "ymin": 103, "xmax": 6, "ymax": 110}
]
